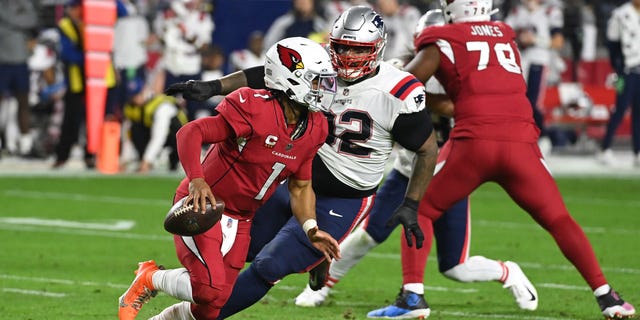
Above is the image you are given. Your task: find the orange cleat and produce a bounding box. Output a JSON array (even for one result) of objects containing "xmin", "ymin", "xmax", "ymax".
[{"xmin": 118, "ymin": 260, "xmax": 160, "ymax": 320}]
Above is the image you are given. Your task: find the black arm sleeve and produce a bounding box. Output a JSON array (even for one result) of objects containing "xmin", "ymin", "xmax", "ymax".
[
  {"xmin": 391, "ymin": 108, "xmax": 433, "ymax": 152},
  {"xmin": 607, "ymin": 40, "xmax": 625, "ymax": 75},
  {"xmin": 243, "ymin": 66, "xmax": 267, "ymax": 89}
]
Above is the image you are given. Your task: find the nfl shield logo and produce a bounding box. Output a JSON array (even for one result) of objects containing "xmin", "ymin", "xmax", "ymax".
[
  {"xmin": 286, "ymin": 143, "xmax": 293, "ymax": 151},
  {"xmin": 226, "ymin": 218, "xmax": 233, "ymax": 228},
  {"xmin": 343, "ymin": 88, "xmax": 349, "ymax": 96}
]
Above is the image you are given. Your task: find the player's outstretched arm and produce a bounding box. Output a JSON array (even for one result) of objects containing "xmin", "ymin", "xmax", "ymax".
[
  {"xmin": 165, "ymin": 66, "xmax": 267, "ymax": 101},
  {"xmin": 288, "ymin": 177, "xmax": 341, "ymax": 261}
]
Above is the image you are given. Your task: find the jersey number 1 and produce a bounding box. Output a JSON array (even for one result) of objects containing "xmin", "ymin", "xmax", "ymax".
[
  {"xmin": 466, "ymin": 41, "xmax": 521, "ymax": 74},
  {"xmin": 254, "ymin": 162, "xmax": 286, "ymax": 200}
]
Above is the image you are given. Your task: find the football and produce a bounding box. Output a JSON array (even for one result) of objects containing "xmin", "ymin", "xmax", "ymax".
[{"xmin": 164, "ymin": 196, "xmax": 225, "ymax": 236}]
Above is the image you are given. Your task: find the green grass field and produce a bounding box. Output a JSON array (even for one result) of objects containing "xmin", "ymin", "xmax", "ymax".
[{"xmin": 0, "ymin": 174, "xmax": 638, "ymax": 319}]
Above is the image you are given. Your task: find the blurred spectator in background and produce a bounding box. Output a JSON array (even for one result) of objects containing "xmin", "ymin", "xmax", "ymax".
[
  {"xmin": 27, "ymin": 29, "xmax": 65, "ymax": 159},
  {"xmin": 0, "ymin": 0, "xmax": 38, "ymax": 156},
  {"xmin": 160, "ymin": 0, "xmax": 214, "ymax": 120},
  {"xmin": 121, "ymin": 77, "xmax": 187, "ymax": 173},
  {"xmin": 505, "ymin": 0, "xmax": 564, "ymax": 154},
  {"xmin": 53, "ymin": 0, "xmax": 117, "ymax": 169},
  {"xmin": 597, "ymin": 0, "xmax": 640, "ymax": 167},
  {"xmin": 375, "ymin": 0, "xmax": 420, "ymax": 60},
  {"xmin": 200, "ymin": 44, "xmax": 226, "ymax": 113},
  {"xmin": 263, "ymin": 0, "xmax": 328, "ymax": 49},
  {"xmin": 322, "ymin": 0, "xmax": 372, "ymax": 22},
  {"xmin": 228, "ymin": 31, "xmax": 265, "ymax": 72},
  {"xmin": 113, "ymin": 0, "xmax": 150, "ymax": 118}
]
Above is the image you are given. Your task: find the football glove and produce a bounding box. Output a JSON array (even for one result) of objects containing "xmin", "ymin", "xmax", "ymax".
[
  {"xmin": 164, "ymin": 79, "xmax": 221, "ymax": 101},
  {"xmin": 387, "ymin": 198, "xmax": 424, "ymax": 249}
]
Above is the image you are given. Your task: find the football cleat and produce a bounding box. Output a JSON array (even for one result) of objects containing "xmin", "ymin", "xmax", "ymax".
[
  {"xmin": 367, "ymin": 289, "xmax": 431, "ymax": 319},
  {"xmin": 502, "ymin": 261, "xmax": 538, "ymax": 310},
  {"xmin": 118, "ymin": 260, "xmax": 161, "ymax": 320},
  {"xmin": 597, "ymin": 289, "xmax": 635, "ymax": 319},
  {"xmin": 308, "ymin": 259, "xmax": 331, "ymax": 291},
  {"xmin": 295, "ymin": 284, "xmax": 331, "ymax": 307}
]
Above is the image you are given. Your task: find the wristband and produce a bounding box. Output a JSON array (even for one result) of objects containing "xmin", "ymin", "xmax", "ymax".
[{"xmin": 302, "ymin": 219, "xmax": 318, "ymax": 235}]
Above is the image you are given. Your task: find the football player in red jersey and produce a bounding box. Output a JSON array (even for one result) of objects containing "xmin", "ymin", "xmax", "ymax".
[
  {"xmin": 117, "ymin": 37, "xmax": 341, "ymax": 320},
  {"xmin": 369, "ymin": 0, "xmax": 636, "ymax": 319},
  {"xmin": 167, "ymin": 6, "xmax": 439, "ymax": 320}
]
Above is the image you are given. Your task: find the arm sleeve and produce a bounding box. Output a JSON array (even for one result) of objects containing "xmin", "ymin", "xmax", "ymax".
[
  {"xmin": 391, "ymin": 108, "xmax": 433, "ymax": 152},
  {"xmin": 243, "ymin": 66, "xmax": 267, "ymax": 89},
  {"xmin": 176, "ymin": 115, "xmax": 234, "ymax": 180},
  {"xmin": 607, "ymin": 40, "xmax": 625, "ymax": 75}
]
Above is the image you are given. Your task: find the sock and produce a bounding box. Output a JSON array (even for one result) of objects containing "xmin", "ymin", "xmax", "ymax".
[
  {"xmin": 401, "ymin": 213, "xmax": 432, "ymax": 284},
  {"xmin": 328, "ymin": 226, "xmax": 379, "ymax": 286},
  {"xmin": 217, "ymin": 264, "xmax": 273, "ymax": 319},
  {"xmin": 403, "ymin": 283, "xmax": 424, "ymax": 295},
  {"xmin": 442, "ymin": 256, "xmax": 504, "ymax": 283},
  {"xmin": 594, "ymin": 284, "xmax": 611, "ymax": 297},
  {"xmin": 152, "ymin": 268, "xmax": 194, "ymax": 302},
  {"xmin": 149, "ymin": 301, "xmax": 194, "ymax": 320}
]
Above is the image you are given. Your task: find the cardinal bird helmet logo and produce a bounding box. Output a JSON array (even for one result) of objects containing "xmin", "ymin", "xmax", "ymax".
[{"xmin": 277, "ymin": 44, "xmax": 304, "ymax": 72}]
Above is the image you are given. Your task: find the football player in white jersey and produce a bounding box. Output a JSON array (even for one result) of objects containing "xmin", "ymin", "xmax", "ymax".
[
  {"xmin": 294, "ymin": 10, "xmax": 537, "ymax": 319},
  {"xmin": 165, "ymin": 6, "xmax": 439, "ymax": 319},
  {"xmin": 598, "ymin": 0, "xmax": 640, "ymax": 166},
  {"xmin": 505, "ymin": 0, "xmax": 564, "ymax": 154}
]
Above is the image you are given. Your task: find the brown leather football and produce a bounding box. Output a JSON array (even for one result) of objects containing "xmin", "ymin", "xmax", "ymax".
[{"xmin": 164, "ymin": 196, "xmax": 225, "ymax": 236}]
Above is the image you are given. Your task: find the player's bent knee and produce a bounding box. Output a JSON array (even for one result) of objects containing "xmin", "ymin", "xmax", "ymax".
[{"xmin": 253, "ymin": 256, "xmax": 285, "ymax": 284}]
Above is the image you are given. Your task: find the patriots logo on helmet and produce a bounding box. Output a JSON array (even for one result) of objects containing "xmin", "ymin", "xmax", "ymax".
[
  {"xmin": 372, "ymin": 14, "xmax": 384, "ymax": 30},
  {"xmin": 277, "ymin": 44, "xmax": 304, "ymax": 72}
]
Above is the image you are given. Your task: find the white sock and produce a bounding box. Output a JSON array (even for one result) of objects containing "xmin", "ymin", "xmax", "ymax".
[
  {"xmin": 403, "ymin": 283, "xmax": 424, "ymax": 295},
  {"xmin": 442, "ymin": 256, "xmax": 504, "ymax": 283},
  {"xmin": 152, "ymin": 268, "xmax": 194, "ymax": 302},
  {"xmin": 594, "ymin": 284, "xmax": 611, "ymax": 297},
  {"xmin": 328, "ymin": 226, "xmax": 379, "ymax": 286},
  {"xmin": 149, "ymin": 301, "xmax": 195, "ymax": 320}
]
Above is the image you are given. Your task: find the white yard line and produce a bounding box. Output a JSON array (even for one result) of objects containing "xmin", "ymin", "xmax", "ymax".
[
  {"xmin": 3, "ymin": 189, "xmax": 169, "ymax": 206},
  {"xmin": 0, "ymin": 217, "xmax": 135, "ymax": 231},
  {"xmin": 2, "ymin": 288, "xmax": 67, "ymax": 298}
]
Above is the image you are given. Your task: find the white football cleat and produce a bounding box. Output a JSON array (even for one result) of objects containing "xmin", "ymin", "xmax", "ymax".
[
  {"xmin": 294, "ymin": 284, "xmax": 330, "ymax": 307},
  {"xmin": 502, "ymin": 261, "xmax": 538, "ymax": 310},
  {"xmin": 597, "ymin": 149, "xmax": 616, "ymax": 166}
]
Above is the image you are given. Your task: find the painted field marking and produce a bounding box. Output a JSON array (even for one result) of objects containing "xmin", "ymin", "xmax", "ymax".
[
  {"xmin": 0, "ymin": 217, "xmax": 135, "ymax": 231},
  {"xmin": 3, "ymin": 189, "xmax": 168, "ymax": 206},
  {"xmin": 2, "ymin": 288, "xmax": 66, "ymax": 298},
  {"xmin": 0, "ymin": 224, "xmax": 171, "ymax": 241}
]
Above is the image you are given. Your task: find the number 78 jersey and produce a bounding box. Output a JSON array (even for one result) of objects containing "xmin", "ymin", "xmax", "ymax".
[{"xmin": 415, "ymin": 21, "xmax": 539, "ymax": 142}]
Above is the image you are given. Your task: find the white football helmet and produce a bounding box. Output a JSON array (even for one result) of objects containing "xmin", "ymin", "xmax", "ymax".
[
  {"xmin": 439, "ymin": 0, "xmax": 493, "ymax": 23},
  {"xmin": 414, "ymin": 9, "xmax": 445, "ymax": 37},
  {"xmin": 264, "ymin": 37, "xmax": 337, "ymax": 112},
  {"xmin": 329, "ymin": 6, "xmax": 386, "ymax": 81}
]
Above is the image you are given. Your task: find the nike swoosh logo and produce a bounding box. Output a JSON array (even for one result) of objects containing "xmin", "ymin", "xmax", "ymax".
[
  {"xmin": 526, "ymin": 287, "xmax": 536, "ymax": 301},
  {"xmin": 239, "ymin": 93, "xmax": 246, "ymax": 103},
  {"xmin": 328, "ymin": 210, "xmax": 343, "ymax": 218}
]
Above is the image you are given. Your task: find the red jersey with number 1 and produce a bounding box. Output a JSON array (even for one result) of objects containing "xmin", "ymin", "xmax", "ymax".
[
  {"xmin": 175, "ymin": 87, "xmax": 328, "ymax": 220},
  {"xmin": 415, "ymin": 21, "xmax": 539, "ymax": 142}
]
